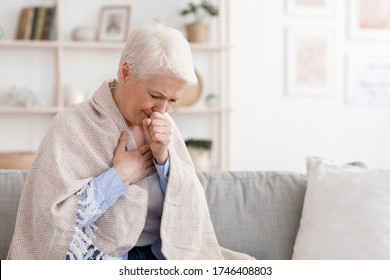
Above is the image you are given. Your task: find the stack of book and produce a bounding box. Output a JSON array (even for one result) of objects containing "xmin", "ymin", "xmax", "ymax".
[{"xmin": 15, "ymin": 6, "xmax": 56, "ymax": 40}]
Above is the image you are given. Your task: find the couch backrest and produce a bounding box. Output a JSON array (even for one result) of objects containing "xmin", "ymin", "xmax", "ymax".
[
  {"xmin": 0, "ymin": 169, "xmax": 28, "ymax": 260},
  {"xmin": 0, "ymin": 169, "xmax": 307, "ymax": 260},
  {"xmin": 197, "ymin": 170, "xmax": 307, "ymax": 260}
]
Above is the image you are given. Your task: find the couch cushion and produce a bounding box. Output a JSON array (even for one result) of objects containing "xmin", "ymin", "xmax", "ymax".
[
  {"xmin": 292, "ymin": 157, "xmax": 390, "ymax": 259},
  {"xmin": 0, "ymin": 170, "xmax": 28, "ymax": 260},
  {"xmin": 197, "ymin": 170, "xmax": 307, "ymax": 260}
]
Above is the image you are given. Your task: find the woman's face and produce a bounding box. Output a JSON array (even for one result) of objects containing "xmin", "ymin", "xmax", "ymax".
[{"xmin": 117, "ymin": 71, "xmax": 187, "ymax": 127}]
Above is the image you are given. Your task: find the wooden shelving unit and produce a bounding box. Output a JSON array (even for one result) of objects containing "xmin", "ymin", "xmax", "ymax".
[{"xmin": 0, "ymin": 0, "xmax": 231, "ymax": 170}]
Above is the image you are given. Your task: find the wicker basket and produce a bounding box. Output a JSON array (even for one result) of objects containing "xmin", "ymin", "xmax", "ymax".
[{"xmin": 0, "ymin": 152, "xmax": 35, "ymax": 169}]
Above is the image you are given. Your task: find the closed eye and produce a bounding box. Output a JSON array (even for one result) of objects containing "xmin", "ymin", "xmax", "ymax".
[
  {"xmin": 149, "ymin": 91, "xmax": 179, "ymax": 103},
  {"xmin": 150, "ymin": 93, "xmax": 164, "ymax": 100}
]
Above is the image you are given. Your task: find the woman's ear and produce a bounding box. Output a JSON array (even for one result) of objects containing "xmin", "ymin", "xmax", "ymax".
[{"xmin": 119, "ymin": 62, "xmax": 131, "ymax": 83}]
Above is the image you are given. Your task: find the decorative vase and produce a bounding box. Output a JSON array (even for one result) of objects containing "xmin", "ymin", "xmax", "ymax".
[
  {"xmin": 187, "ymin": 146, "xmax": 211, "ymax": 172},
  {"xmin": 205, "ymin": 93, "xmax": 219, "ymax": 107},
  {"xmin": 186, "ymin": 23, "xmax": 209, "ymax": 43}
]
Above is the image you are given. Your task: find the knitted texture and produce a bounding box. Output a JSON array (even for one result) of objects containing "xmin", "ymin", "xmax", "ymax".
[{"xmin": 7, "ymin": 81, "xmax": 254, "ymax": 260}]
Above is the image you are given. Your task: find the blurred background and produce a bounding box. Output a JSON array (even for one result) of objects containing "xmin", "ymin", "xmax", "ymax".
[{"xmin": 1, "ymin": 0, "xmax": 390, "ymax": 173}]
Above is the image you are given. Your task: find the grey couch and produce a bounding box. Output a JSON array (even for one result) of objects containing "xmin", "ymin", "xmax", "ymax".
[{"xmin": 0, "ymin": 169, "xmax": 307, "ymax": 260}]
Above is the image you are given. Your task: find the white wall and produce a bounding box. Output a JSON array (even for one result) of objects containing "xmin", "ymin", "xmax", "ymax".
[{"xmin": 229, "ymin": 0, "xmax": 390, "ymax": 172}]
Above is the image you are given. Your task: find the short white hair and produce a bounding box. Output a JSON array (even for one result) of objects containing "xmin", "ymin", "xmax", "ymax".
[{"xmin": 118, "ymin": 22, "xmax": 197, "ymax": 85}]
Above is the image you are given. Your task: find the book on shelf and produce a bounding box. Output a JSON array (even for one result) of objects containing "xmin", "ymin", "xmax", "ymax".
[
  {"xmin": 15, "ymin": 6, "xmax": 56, "ymax": 41},
  {"xmin": 42, "ymin": 7, "xmax": 56, "ymax": 40},
  {"xmin": 30, "ymin": 7, "xmax": 40, "ymax": 40},
  {"xmin": 15, "ymin": 7, "xmax": 35, "ymax": 39},
  {"xmin": 15, "ymin": 8, "xmax": 27, "ymax": 39},
  {"xmin": 32, "ymin": 7, "xmax": 47, "ymax": 40}
]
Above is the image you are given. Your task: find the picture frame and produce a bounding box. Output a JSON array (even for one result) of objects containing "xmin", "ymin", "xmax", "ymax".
[
  {"xmin": 97, "ymin": 6, "xmax": 131, "ymax": 42},
  {"xmin": 285, "ymin": 28, "xmax": 334, "ymax": 96},
  {"xmin": 346, "ymin": 55, "xmax": 390, "ymax": 106},
  {"xmin": 349, "ymin": 0, "xmax": 390, "ymax": 40},
  {"xmin": 286, "ymin": 0, "xmax": 334, "ymax": 17}
]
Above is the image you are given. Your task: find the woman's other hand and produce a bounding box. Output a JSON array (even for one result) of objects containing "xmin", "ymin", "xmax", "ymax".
[{"xmin": 113, "ymin": 132, "xmax": 156, "ymax": 186}]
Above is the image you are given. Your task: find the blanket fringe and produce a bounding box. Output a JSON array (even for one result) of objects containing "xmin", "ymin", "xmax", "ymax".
[{"xmin": 67, "ymin": 227, "xmax": 120, "ymax": 260}]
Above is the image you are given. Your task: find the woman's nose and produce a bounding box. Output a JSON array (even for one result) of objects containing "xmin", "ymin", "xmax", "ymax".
[{"xmin": 153, "ymin": 100, "xmax": 169, "ymax": 113}]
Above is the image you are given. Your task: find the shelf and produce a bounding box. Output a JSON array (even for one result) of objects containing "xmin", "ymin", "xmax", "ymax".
[
  {"xmin": 0, "ymin": 40, "xmax": 123, "ymax": 50},
  {"xmin": 64, "ymin": 42, "xmax": 231, "ymax": 51},
  {"xmin": 0, "ymin": 106, "xmax": 230, "ymax": 115},
  {"xmin": 62, "ymin": 41, "xmax": 125, "ymax": 49},
  {"xmin": 190, "ymin": 43, "xmax": 232, "ymax": 51},
  {"xmin": 0, "ymin": 107, "xmax": 61, "ymax": 114},
  {"xmin": 0, "ymin": 40, "xmax": 59, "ymax": 48},
  {"xmin": 170, "ymin": 107, "xmax": 231, "ymax": 114},
  {"xmin": 0, "ymin": 40, "xmax": 230, "ymax": 51}
]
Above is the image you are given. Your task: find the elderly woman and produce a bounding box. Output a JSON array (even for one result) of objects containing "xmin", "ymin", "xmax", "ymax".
[{"xmin": 7, "ymin": 22, "xmax": 253, "ymax": 260}]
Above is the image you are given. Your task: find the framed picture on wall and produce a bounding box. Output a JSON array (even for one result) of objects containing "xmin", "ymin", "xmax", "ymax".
[
  {"xmin": 286, "ymin": 0, "xmax": 334, "ymax": 16},
  {"xmin": 346, "ymin": 56, "xmax": 390, "ymax": 106},
  {"xmin": 97, "ymin": 6, "xmax": 131, "ymax": 42},
  {"xmin": 349, "ymin": 0, "xmax": 390, "ymax": 39},
  {"xmin": 285, "ymin": 28, "xmax": 334, "ymax": 96}
]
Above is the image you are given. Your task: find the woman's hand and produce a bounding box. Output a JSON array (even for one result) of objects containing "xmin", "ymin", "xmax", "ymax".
[
  {"xmin": 143, "ymin": 112, "xmax": 172, "ymax": 165},
  {"xmin": 113, "ymin": 132, "xmax": 155, "ymax": 186}
]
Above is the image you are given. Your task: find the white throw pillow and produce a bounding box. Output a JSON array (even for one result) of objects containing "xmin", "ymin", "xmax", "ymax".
[{"xmin": 292, "ymin": 157, "xmax": 390, "ymax": 259}]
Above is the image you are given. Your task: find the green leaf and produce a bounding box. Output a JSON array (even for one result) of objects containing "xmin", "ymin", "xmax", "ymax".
[{"xmin": 180, "ymin": 1, "xmax": 219, "ymax": 21}]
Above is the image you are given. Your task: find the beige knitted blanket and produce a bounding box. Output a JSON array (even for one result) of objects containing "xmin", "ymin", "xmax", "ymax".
[{"xmin": 7, "ymin": 81, "xmax": 253, "ymax": 260}]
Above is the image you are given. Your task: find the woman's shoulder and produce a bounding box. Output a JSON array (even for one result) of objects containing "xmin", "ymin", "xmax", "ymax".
[
  {"xmin": 54, "ymin": 102, "xmax": 91, "ymax": 121},
  {"xmin": 49, "ymin": 102, "xmax": 93, "ymax": 134}
]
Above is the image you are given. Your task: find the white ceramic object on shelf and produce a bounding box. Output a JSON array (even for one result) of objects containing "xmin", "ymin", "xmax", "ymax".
[
  {"xmin": 71, "ymin": 26, "xmax": 95, "ymax": 41},
  {"xmin": 63, "ymin": 84, "xmax": 86, "ymax": 106},
  {"xmin": 7, "ymin": 86, "xmax": 40, "ymax": 107}
]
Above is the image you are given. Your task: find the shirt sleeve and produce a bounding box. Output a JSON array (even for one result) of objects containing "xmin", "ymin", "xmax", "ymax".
[
  {"xmin": 154, "ymin": 156, "xmax": 170, "ymax": 196},
  {"xmin": 76, "ymin": 167, "xmax": 127, "ymax": 229}
]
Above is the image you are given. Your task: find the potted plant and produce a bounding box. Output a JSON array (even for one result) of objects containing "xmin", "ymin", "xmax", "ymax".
[
  {"xmin": 185, "ymin": 138, "xmax": 212, "ymax": 172},
  {"xmin": 180, "ymin": 0, "xmax": 219, "ymax": 43}
]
